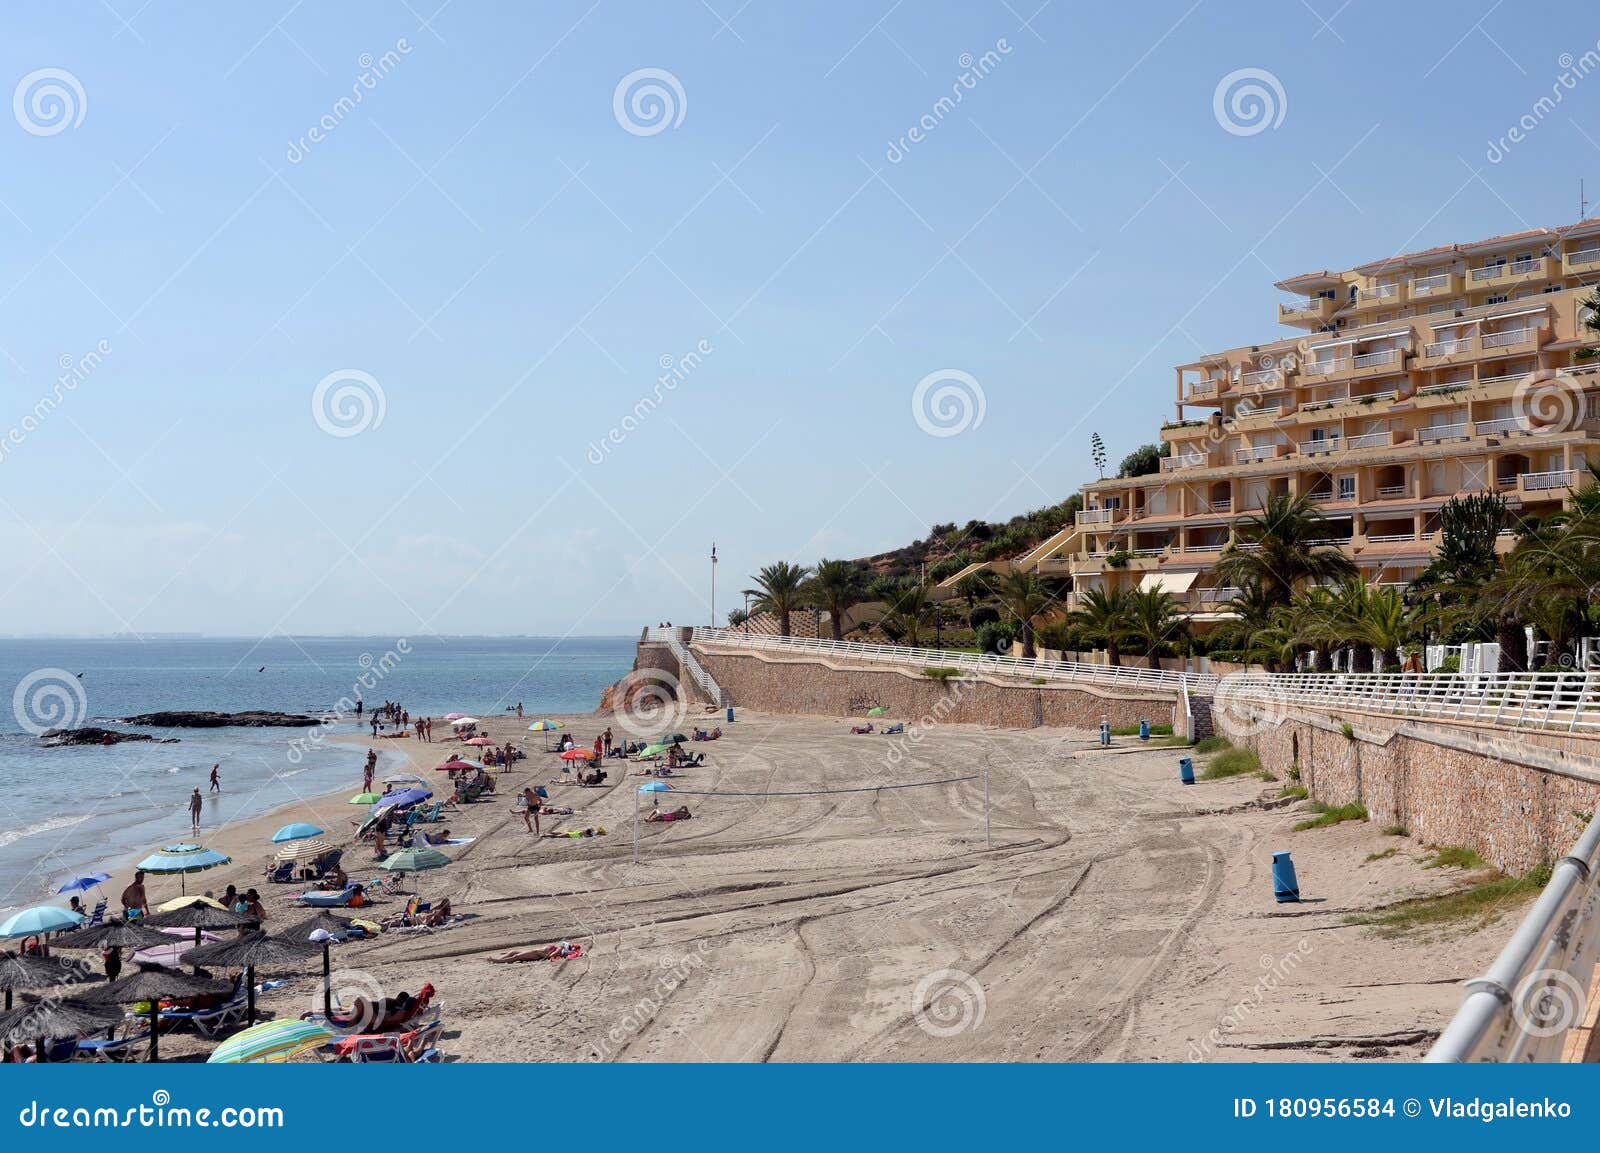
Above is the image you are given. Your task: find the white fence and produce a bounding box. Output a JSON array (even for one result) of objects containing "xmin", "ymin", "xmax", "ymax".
[
  {"xmin": 643, "ymin": 627, "xmax": 731, "ymax": 706},
  {"xmin": 1428, "ymin": 810, "xmax": 1600, "ymax": 1061}
]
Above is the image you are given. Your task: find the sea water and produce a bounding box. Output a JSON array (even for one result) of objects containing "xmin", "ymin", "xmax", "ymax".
[{"xmin": 0, "ymin": 635, "xmax": 634, "ymax": 913}]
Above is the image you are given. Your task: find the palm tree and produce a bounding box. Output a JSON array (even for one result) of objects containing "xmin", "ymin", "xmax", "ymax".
[
  {"xmin": 1348, "ymin": 583, "xmax": 1411, "ymax": 671},
  {"xmin": 809, "ymin": 558, "xmax": 863, "ymax": 642},
  {"xmin": 1125, "ymin": 587, "xmax": 1186, "ymax": 669},
  {"xmin": 745, "ymin": 561, "xmax": 812, "ymax": 637},
  {"xmin": 885, "ymin": 578, "xmax": 933, "ymax": 647},
  {"xmin": 1214, "ymin": 492, "xmax": 1357, "ymax": 607},
  {"xmin": 1072, "ymin": 587, "xmax": 1132, "ymax": 666},
  {"xmin": 990, "ymin": 570, "xmax": 1053, "ymax": 658}
]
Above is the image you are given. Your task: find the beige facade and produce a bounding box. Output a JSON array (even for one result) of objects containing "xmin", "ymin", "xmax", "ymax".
[{"xmin": 988, "ymin": 221, "xmax": 1600, "ymax": 620}]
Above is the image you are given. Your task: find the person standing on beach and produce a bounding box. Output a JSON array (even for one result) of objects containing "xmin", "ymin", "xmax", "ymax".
[
  {"xmin": 425, "ymin": 717, "xmax": 433, "ymax": 742},
  {"xmin": 189, "ymin": 787, "xmax": 203, "ymax": 830},
  {"xmin": 355, "ymin": 697, "xmax": 363, "ymax": 720},
  {"xmin": 209, "ymin": 763, "xmax": 221, "ymax": 793},
  {"xmin": 120, "ymin": 871, "xmax": 148, "ymax": 919},
  {"xmin": 602, "ymin": 726, "xmax": 613, "ymax": 756},
  {"xmin": 516, "ymin": 702, "xmax": 523, "ymax": 718},
  {"xmin": 522, "ymin": 787, "xmax": 541, "ymax": 834},
  {"xmin": 363, "ymin": 750, "xmax": 376, "ymax": 793}
]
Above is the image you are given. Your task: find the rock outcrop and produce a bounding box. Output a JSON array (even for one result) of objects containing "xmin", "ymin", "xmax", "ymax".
[
  {"xmin": 118, "ymin": 710, "xmax": 318, "ymax": 728},
  {"xmin": 40, "ymin": 727, "xmax": 172, "ymax": 746}
]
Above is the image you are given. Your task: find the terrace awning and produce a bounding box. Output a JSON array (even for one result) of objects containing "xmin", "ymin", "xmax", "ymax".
[{"xmin": 1140, "ymin": 572, "xmax": 1198, "ymax": 595}]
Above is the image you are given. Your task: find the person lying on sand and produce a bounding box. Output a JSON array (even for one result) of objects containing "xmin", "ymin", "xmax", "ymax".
[
  {"xmin": 489, "ymin": 941, "xmax": 584, "ymax": 963},
  {"xmin": 645, "ymin": 806, "xmax": 693, "ymax": 823},
  {"xmin": 544, "ymin": 826, "xmax": 606, "ymax": 838}
]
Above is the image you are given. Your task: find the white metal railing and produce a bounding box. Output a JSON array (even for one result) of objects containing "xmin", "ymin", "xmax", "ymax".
[
  {"xmin": 1283, "ymin": 296, "xmax": 1325, "ymax": 313},
  {"xmin": 1474, "ymin": 371, "xmax": 1531, "ymax": 388},
  {"xmin": 1302, "ymin": 358, "xmax": 1347, "ymax": 377},
  {"xmin": 1425, "ymin": 337, "xmax": 1474, "ymax": 357},
  {"xmin": 1429, "ymin": 809, "xmax": 1600, "ymax": 1062},
  {"xmin": 1182, "ymin": 542, "xmax": 1224, "ymax": 552},
  {"xmin": 1306, "ymin": 491, "xmax": 1334, "ymax": 502},
  {"xmin": 1482, "ymin": 327, "xmax": 1533, "ymax": 349},
  {"xmin": 1419, "ymin": 380, "xmax": 1470, "ymax": 395},
  {"xmin": 1521, "ymin": 469, "xmax": 1577, "ymax": 491},
  {"xmin": 1240, "ymin": 368, "xmax": 1281, "ymax": 387},
  {"xmin": 1510, "ymin": 257, "xmax": 1543, "ymax": 274},
  {"xmin": 1365, "ymin": 531, "xmax": 1416, "ymax": 543},
  {"xmin": 1357, "ymin": 284, "xmax": 1399, "ymax": 303},
  {"xmin": 1350, "ymin": 388, "xmax": 1399, "ymax": 404},
  {"xmin": 1377, "ymin": 483, "xmax": 1408, "ymax": 497},
  {"xmin": 1412, "ymin": 272, "xmax": 1453, "ymax": 295},
  {"xmin": 1130, "ymin": 546, "xmax": 1167, "ymax": 557},
  {"xmin": 1232, "ymin": 401, "xmax": 1281, "ymax": 418},
  {"xmin": 1235, "ymin": 445, "xmax": 1279, "ymax": 464},
  {"xmin": 1161, "ymin": 454, "xmax": 1207, "ymax": 472},
  {"xmin": 1346, "ymin": 430, "xmax": 1392, "ymax": 450},
  {"xmin": 1204, "ymin": 498, "xmax": 1231, "ymax": 513},
  {"xmin": 1298, "ymin": 437, "xmax": 1340, "ymax": 456},
  {"xmin": 644, "ymin": 627, "xmax": 731, "ymax": 706},
  {"xmin": 1475, "ymin": 416, "xmax": 1525, "ymax": 436},
  {"xmin": 1076, "ymin": 508, "xmax": 1115, "ymax": 525},
  {"xmin": 1470, "ymin": 263, "xmax": 1506, "ymax": 282},
  {"xmin": 1199, "ymin": 586, "xmax": 1242, "ymax": 601},
  {"xmin": 1353, "ymin": 348, "xmax": 1400, "ymax": 368},
  {"xmin": 1568, "ymin": 246, "xmax": 1600, "ymax": 266},
  {"xmin": 1418, "ymin": 422, "xmax": 1469, "ymax": 442},
  {"xmin": 688, "ymin": 627, "xmax": 1217, "ymax": 693}
]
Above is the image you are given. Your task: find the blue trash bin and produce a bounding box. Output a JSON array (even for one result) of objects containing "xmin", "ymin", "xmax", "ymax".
[
  {"xmin": 726, "ymin": 706, "xmax": 734, "ymax": 723},
  {"xmin": 1179, "ymin": 756, "xmax": 1194, "ymax": 785},
  {"xmin": 1271, "ymin": 850, "xmax": 1300, "ymax": 902},
  {"xmin": 1099, "ymin": 721, "xmax": 1111, "ymax": 747},
  {"xmin": 1139, "ymin": 719, "xmax": 1150, "ymax": 742}
]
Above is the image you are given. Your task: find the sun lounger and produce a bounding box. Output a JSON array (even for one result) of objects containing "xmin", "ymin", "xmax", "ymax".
[
  {"xmin": 86, "ymin": 899, "xmax": 107, "ymax": 926},
  {"xmin": 264, "ymin": 861, "xmax": 296, "ymax": 883},
  {"xmin": 161, "ymin": 994, "xmax": 248, "ymax": 1038},
  {"xmin": 288, "ymin": 884, "xmax": 361, "ymax": 907},
  {"xmin": 75, "ymin": 1032, "xmax": 150, "ymax": 1063}
]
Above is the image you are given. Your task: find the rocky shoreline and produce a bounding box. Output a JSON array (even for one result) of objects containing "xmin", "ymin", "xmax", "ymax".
[{"xmin": 117, "ymin": 709, "xmax": 320, "ymax": 728}]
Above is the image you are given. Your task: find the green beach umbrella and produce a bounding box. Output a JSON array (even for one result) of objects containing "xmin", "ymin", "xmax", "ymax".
[
  {"xmin": 349, "ymin": 792, "xmax": 384, "ymax": 805},
  {"xmin": 867, "ymin": 707, "xmax": 889, "ymax": 717},
  {"xmin": 207, "ymin": 1017, "xmax": 333, "ymax": 1064},
  {"xmin": 639, "ymin": 742, "xmax": 670, "ymax": 758},
  {"xmin": 379, "ymin": 846, "xmax": 450, "ymax": 897}
]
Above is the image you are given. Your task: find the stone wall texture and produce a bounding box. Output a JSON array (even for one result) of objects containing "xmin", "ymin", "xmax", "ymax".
[
  {"xmin": 1221, "ymin": 703, "xmax": 1600, "ymax": 874},
  {"xmin": 694, "ymin": 646, "xmax": 1180, "ymax": 732}
]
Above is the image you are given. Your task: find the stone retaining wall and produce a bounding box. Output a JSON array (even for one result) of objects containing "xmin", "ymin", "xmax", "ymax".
[
  {"xmin": 1223, "ymin": 704, "xmax": 1600, "ymax": 874},
  {"xmin": 694, "ymin": 646, "xmax": 1180, "ymax": 732}
]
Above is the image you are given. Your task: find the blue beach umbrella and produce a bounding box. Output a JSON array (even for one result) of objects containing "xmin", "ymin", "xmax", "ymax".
[
  {"xmin": 638, "ymin": 781, "xmax": 671, "ymax": 794},
  {"xmin": 0, "ymin": 905, "xmax": 85, "ymax": 939},
  {"xmin": 374, "ymin": 788, "xmax": 431, "ymax": 811},
  {"xmin": 271, "ymin": 823, "xmax": 326, "ymax": 844},
  {"xmin": 55, "ymin": 873, "xmax": 111, "ymax": 895},
  {"xmin": 137, "ymin": 844, "xmax": 232, "ymax": 896}
]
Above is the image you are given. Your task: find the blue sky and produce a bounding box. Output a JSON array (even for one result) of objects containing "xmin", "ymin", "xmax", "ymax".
[{"xmin": 0, "ymin": 0, "xmax": 1594, "ymax": 636}]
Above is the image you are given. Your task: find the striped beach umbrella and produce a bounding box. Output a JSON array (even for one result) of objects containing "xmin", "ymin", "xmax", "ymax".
[
  {"xmin": 275, "ymin": 838, "xmax": 333, "ymax": 862},
  {"xmin": 207, "ymin": 1018, "xmax": 334, "ymax": 1064},
  {"xmin": 527, "ymin": 718, "xmax": 564, "ymax": 749}
]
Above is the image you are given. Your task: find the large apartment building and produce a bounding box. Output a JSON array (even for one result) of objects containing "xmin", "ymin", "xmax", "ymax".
[{"xmin": 972, "ymin": 220, "xmax": 1600, "ymax": 625}]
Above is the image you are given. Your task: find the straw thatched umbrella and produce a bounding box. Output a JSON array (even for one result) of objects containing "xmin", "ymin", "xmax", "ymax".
[
  {"xmin": 281, "ymin": 912, "xmax": 358, "ymax": 1018},
  {"xmin": 49, "ymin": 920, "xmax": 173, "ymax": 951},
  {"xmin": 0, "ymin": 951, "xmax": 98, "ymax": 1011},
  {"xmin": 75, "ymin": 964, "xmax": 234, "ymax": 1061},
  {"xmin": 180, "ymin": 932, "xmax": 320, "ymax": 1025},
  {"xmin": 143, "ymin": 901, "xmax": 252, "ymax": 950},
  {"xmin": 0, "ymin": 997, "xmax": 120, "ymax": 1062}
]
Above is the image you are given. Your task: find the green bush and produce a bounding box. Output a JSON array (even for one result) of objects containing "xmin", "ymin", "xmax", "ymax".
[
  {"xmin": 1106, "ymin": 549, "xmax": 1131, "ymax": 568},
  {"xmin": 968, "ymin": 605, "xmax": 1000, "ymax": 630},
  {"xmin": 1193, "ymin": 735, "xmax": 1231, "ymax": 755},
  {"xmin": 1435, "ymin": 654, "xmax": 1460, "ymax": 673},
  {"xmin": 1200, "ymin": 747, "xmax": 1261, "ymax": 780},
  {"xmin": 1111, "ymin": 722, "xmax": 1173, "ymax": 736},
  {"xmin": 1424, "ymin": 846, "xmax": 1487, "ymax": 871},
  {"xmin": 923, "ymin": 666, "xmax": 961, "ymax": 683},
  {"xmin": 1293, "ymin": 802, "xmax": 1368, "ymax": 831},
  {"xmin": 975, "ymin": 621, "xmax": 1014, "ymax": 656},
  {"xmin": 1279, "ymin": 784, "xmax": 1308, "ymax": 800}
]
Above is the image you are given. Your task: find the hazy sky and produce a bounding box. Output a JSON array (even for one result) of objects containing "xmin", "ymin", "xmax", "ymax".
[{"xmin": 0, "ymin": 1, "xmax": 1593, "ymax": 636}]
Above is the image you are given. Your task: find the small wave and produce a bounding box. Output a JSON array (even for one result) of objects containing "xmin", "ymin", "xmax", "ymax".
[{"xmin": 0, "ymin": 813, "xmax": 90, "ymax": 850}]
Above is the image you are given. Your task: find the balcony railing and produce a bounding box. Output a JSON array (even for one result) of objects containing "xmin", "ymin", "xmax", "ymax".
[
  {"xmin": 1240, "ymin": 367, "xmax": 1282, "ymax": 387},
  {"xmin": 1411, "ymin": 272, "xmax": 1454, "ymax": 296},
  {"xmin": 1377, "ymin": 483, "xmax": 1408, "ymax": 497},
  {"xmin": 1418, "ymin": 422, "xmax": 1469, "ymax": 443},
  {"xmin": 1346, "ymin": 430, "xmax": 1392, "ymax": 450},
  {"xmin": 1481, "ymin": 327, "xmax": 1533, "ymax": 349},
  {"xmin": 1425, "ymin": 337, "xmax": 1473, "ymax": 357},
  {"xmin": 1352, "ymin": 348, "xmax": 1401, "ymax": 369},
  {"xmin": 1182, "ymin": 542, "xmax": 1224, "ymax": 553},
  {"xmin": 1511, "ymin": 257, "xmax": 1542, "ymax": 274},
  {"xmin": 1199, "ymin": 585, "xmax": 1242, "ymax": 601},
  {"xmin": 1366, "ymin": 531, "xmax": 1418, "ymax": 544},
  {"xmin": 1234, "ymin": 445, "xmax": 1279, "ymax": 464},
  {"xmin": 1306, "ymin": 491, "xmax": 1334, "ymax": 503},
  {"xmin": 1232, "ymin": 401, "xmax": 1282, "ymax": 418},
  {"xmin": 1350, "ymin": 388, "xmax": 1399, "ymax": 405},
  {"xmin": 1470, "ymin": 263, "xmax": 1506, "ymax": 282},
  {"xmin": 1474, "ymin": 416, "xmax": 1526, "ymax": 436},
  {"xmin": 1419, "ymin": 380, "xmax": 1471, "ymax": 395},
  {"xmin": 1160, "ymin": 455, "xmax": 1207, "ymax": 472},
  {"xmin": 1567, "ymin": 246, "xmax": 1600, "ymax": 268},
  {"xmin": 1356, "ymin": 283, "xmax": 1400, "ymax": 304},
  {"xmin": 1302, "ymin": 358, "xmax": 1348, "ymax": 377},
  {"xmin": 1521, "ymin": 469, "xmax": 1577, "ymax": 492},
  {"xmin": 1186, "ymin": 380, "xmax": 1221, "ymax": 399},
  {"xmin": 1298, "ymin": 438, "xmax": 1341, "ymax": 456},
  {"xmin": 1076, "ymin": 508, "xmax": 1115, "ymax": 525},
  {"xmin": 1203, "ymin": 498, "xmax": 1231, "ymax": 513},
  {"xmin": 1130, "ymin": 546, "xmax": 1168, "ymax": 557}
]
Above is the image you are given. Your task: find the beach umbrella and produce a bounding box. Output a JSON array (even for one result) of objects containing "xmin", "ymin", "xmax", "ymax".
[
  {"xmin": 634, "ymin": 781, "xmax": 673, "ymax": 864},
  {"xmin": 435, "ymin": 759, "xmax": 475, "ymax": 772},
  {"xmin": 55, "ymin": 873, "xmax": 111, "ymax": 896},
  {"xmin": 664, "ymin": 732, "xmax": 689, "ymax": 743},
  {"xmin": 639, "ymin": 742, "xmax": 670, "ymax": 758},
  {"xmin": 50, "ymin": 920, "xmax": 172, "ymax": 951},
  {"xmin": 274, "ymin": 838, "xmax": 333, "ymax": 862},
  {"xmin": 0, "ymin": 997, "xmax": 120, "ymax": 1062},
  {"xmin": 376, "ymin": 788, "xmax": 432, "ymax": 811},
  {"xmin": 0, "ymin": 951, "xmax": 98, "ymax": 1011},
  {"xmin": 449, "ymin": 716, "xmax": 480, "ymax": 727},
  {"xmin": 76, "ymin": 964, "xmax": 234, "ymax": 1061},
  {"xmin": 0, "ymin": 905, "xmax": 84, "ymax": 940},
  {"xmin": 143, "ymin": 900, "xmax": 250, "ymax": 951},
  {"xmin": 379, "ymin": 846, "xmax": 449, "ymax": 896},
  {"xmin": 528, "ymin": 718, "xmax": 564, "ymax": 749},
  {"xmin": 443, "ymin": 712, "xmax": 466, "ymax": 721},
  {"xmin": 207, "ymin": 1017, "xmax": 333, "ymax": 1064},
  {"xmin": 271, "ymin": 823, "xmax": 325, "ymax": 843},
  {"xmin": 559, "ymin": 748, "xmax": 595, "ymax": 761},
  {"xmin": 132, "ymin": 926, "xmax": 223, "ymax": 968},
  {"xmin": 282, "ymin": 912, "xmax": 358, "ymax": 1018},
  {"xmin": 155, "ymin": 894, "xmax": 226, "ymax": 913},
  {"xmin": 136, "ymin": 844, "xmax": 232, "ymax": 895},
  {"xmin": 639, "ymin": 780, "xmax": 671, "ymax": 794},
  {"xmin": 463, "ymin": 736, "xmax": 494, "ymax": 747},
  {"xmin": 381, "ymin": 772, "xmax": 428, "ymax": 787},
  {"xmin": 182, "ymin": 931, "xmax": 319, "ymax": 1025},
  {"xmin": 867, "ymin": 706, "xmax": 889, "ymax": 717},
  {"xmin": 349, "ymin": 792, "xmax": 384, "ymax": 805}
]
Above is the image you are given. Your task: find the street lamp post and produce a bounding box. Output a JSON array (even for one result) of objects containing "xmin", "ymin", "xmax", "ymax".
[{"xmin": 710, "ymin": 543, "xmax": 717, "ymax": 628}]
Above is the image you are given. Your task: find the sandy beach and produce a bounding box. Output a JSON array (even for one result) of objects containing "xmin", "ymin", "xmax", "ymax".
[{"xmin": 75, "ymin": 707, "xmax": 1524, "ymax": 1062}]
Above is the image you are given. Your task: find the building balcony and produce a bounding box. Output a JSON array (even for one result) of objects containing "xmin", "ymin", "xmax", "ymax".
[
  {"xmin": 1160, "ymin": 453, "xmax": 1210, "ymax": 473},
  {"xmin": 1479, "ymin": 326, "xmax": 1539, "ymax": 353},
  {"xmin": 1298, "ymin": 437, "xmax": 1342, "ymax": 458},
  {"xmin": 1279, "ymin": 296, "xmax": 1336, "ymax": 325},
  {"xmin": 1233, "ymin": 444, "xmax": 1283, "ymax": 465},
  {"xmin": 1465, "ymin": 255, "xmax": 1559, "ymax": 291},
  {"xmin": 1410, "ymin": 270, "xmax": 1464, "ymax": 300},
  {"xmin": 1345, "ymin": 430, "xmax": 1394, "ymax": 451},
  {"xmin": 1563, "ymin": 246, "xmax": 1600, "ymax": 276},
  {"xmin": 1184, "ymin": 379, "xmax": 1225, "ymax": 401},
  {"xmin": 1518, "ymin": 469, "xmax": 1578, "ymax": 495},
  {"xmin": 1417, "ymin": 422, "xmax": 1470, "ymax": 444},
  {"xmin": 1474, "ymin": 416, "xmax": 1531, "ymax": 437},
  {"xmin": 1352, "ymin": 282, "xmax": 1405, "ymax": 310},
  {"xmin": 1376, "ymin": 483, "xmax": 1409, "ymax": 498},
  {"xmin": 1076, "ymin": 507, "xmax": 1118, "ymax": 526},
  {"xmin": 1239, "ymin": 367, "xmax": 1286, "ymax": 389},
  {"xmin": 1415, "ymin": 335, "xmax": 1479, "ymax": 367}
]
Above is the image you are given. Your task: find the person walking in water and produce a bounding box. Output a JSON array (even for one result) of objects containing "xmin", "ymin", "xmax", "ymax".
[
  {"xmin": 209, "ymin": 764, "xmax": 221, "ymax": 793},
  {"xmin": 188, "ymin": 787, "xmax": 203, "ymax": 830}
]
